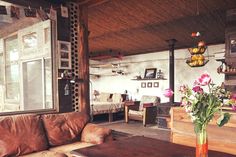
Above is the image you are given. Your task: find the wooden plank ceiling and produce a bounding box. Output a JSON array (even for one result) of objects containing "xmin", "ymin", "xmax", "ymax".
[
  {"xmin": 2, "ymin": 0, "xmax": 236, "ymax": 57},
  {"xmin": 87, "ymin": 0, "xmax": 236, "ymax": 57}
]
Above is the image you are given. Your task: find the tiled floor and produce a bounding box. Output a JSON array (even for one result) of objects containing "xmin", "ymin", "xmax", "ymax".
[{"xmin": 97, "ymin": 119, "xmax": 171, "ymax": 142}]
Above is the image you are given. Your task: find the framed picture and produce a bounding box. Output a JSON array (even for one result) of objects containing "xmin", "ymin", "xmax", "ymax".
[
  {"xmin": 230, "ymin": 39, "xmax": 236, "ymax": 54},
  {"xmin": 144, "ymin": 68, "xmax": 157, "ymax": 79},
  {"xmin": 153, "ymin": 82, "xmax": 159, "ymax": 88},
  {"xmin": 58, "ymin": 41, "xmax": 71, "ymax": 69},
  {"xmin": 147, "ymin": 82, "xmax": 152, "ymax": 88},
  {"xmin": 141, "ymin": 82, "xmax": 146, "ymax": 88}
]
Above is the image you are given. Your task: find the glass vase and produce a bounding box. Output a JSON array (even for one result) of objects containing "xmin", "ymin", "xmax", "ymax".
[{"xmin": 196, "ymin": 126, "xmax": 208, "ymax": 157}]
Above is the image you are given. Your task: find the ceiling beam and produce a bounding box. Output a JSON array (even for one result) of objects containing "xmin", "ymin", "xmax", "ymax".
[
  {"xmin": 87, "ymin": 0, "xmax": 110, "ymax": 8},
  {"xmin": 76, "ymin": 0, "xmax": 110, "ymax": 8},
  {"xmin": 1, "ymin": 0, "xmax": 52, "ymax": 8}
]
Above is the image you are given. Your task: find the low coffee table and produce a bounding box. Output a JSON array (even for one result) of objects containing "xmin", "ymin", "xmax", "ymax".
[{"xmin": 71, "ymin": 136, "xmax": 236, "ymax": 157}]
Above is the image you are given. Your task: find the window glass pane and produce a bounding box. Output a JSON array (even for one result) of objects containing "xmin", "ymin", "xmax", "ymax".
[
  {"xmin": 22, "ymin": 60, "xmax": 43, "ymax": 110},
  {"xmin": 0, "ymin": 39, "xmax": 3, "ymax": 84},
  {"xmin": 5, "ymin": 36, "xmax": 19, "ymax": 63},
  {"xmin": 5, "ymin": 65, "xmax": 19, "ymax": 83},
  {"xmin": 45, "ymin": 59, "xmax": 52, "ymax": 109},
  {"xmin": 0, "ymin": 54, "xmax": 3, "ymax": 84},
  {"xmin": 5, "ymin": 36, "xmax": 19, "ymax": 102}
]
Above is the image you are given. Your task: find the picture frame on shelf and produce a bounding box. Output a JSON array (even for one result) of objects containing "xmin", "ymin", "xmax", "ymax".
[
  {"xmin": 147, "ymin": 82, "xmax": 152, "ymax": 88},
  {"xmin": 58, "ymin": 40, "xmax": 71, "ymax": 69},
  {"xmin": 230, "ymin": 39, "xmax": 236, "ymax": 54},
  {"xmin": 141, "ymin": 82, "xmax": 146, "ymax": 88},
  {"xmin": 144, "ymin": 68, "xmax": 157, "ymax": 79},
  {"xmin": 153, "ymin": 82, "xmax": 159, "ymax": 88}
]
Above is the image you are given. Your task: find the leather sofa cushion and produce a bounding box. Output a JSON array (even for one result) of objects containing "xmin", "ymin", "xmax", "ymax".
[
  {"xmin": 20, "ymin": 150, "xmax": 67, "ymax": 157},
  {"xmin": 0, "ymin": 114, "xmax": 48, "ymax": 156},
  {"xmin": 42, "ymin": 112, "xmax": 89, "ymax": 147},
  {"xmin": 81, "ymin": 123, "xmax": 112, "ymax": 144}
]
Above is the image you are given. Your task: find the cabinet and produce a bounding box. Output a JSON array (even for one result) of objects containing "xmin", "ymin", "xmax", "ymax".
[
  {"xmin": 216, "ymin": 59, "xmax": 236, "ymax": 91},
  {"xmin": 225, "ymin": 28, "xmax": 236, "ymax": 65},
  {"xmin": 156, "ymin": 103, "xmax": 172, "ymax": 129},
  {"xmin": 225, "ymin": 9, "xmax": 236, "ymax": 63},
  {"xmin": 58, "ymin": 79, "xmax": 73, "ymax": 113},
  {"xmin": 222, "ymin": 9, "xmax": 236, "ymax": 92}
]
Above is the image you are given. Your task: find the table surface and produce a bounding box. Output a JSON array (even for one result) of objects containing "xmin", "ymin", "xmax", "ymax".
[{"xmin": 71, "ymin": 136, "xmax": 236, "ymax": 157}]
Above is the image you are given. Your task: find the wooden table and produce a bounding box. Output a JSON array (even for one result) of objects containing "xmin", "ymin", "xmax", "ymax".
[{"xmin": 71, "ymin": 136, "xmax": 236, "ymax": 157}]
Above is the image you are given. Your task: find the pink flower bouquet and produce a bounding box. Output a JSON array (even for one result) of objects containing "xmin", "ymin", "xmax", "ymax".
[{"xmin": 179, "ymin": 73, "xmax": 231, "ymax": 133}]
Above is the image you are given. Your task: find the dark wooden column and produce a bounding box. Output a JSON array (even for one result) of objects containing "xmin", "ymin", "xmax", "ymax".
[
  {"xmin": 167, "ymin": 39, "xmax": 177, "ymax": 104},
  {"xmin": 77, "ymin": 4, "xmax": 90, "ymax": 115}
]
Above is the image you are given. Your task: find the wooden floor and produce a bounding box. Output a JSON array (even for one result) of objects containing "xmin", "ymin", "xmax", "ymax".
[{"xmin": 96, "ymin": 119, "xmax": 170, "ymax": 142}]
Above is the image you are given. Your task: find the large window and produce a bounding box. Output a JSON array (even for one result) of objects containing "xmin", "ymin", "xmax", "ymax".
[{"xmin": 0, "ymin": 19, "xmax": 54, "ymax": 113}]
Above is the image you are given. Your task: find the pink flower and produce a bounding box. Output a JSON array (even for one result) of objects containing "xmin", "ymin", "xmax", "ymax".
[
  {"xmin": 231, "ymin": 93, "xmax": 236, "ymax": 100},
  {"xmin": 179, "ymin": 85, "xmax": 188, "ymax": 94},
  {"xmin": 196, "ymin": 73, "xmax": 211, "ymax": 86},
  {"xmin": 232, "ymin": 105, "xmax": 236, "ymax": 111},
  {"xmin": 192, "ymin": 86, "xmax": 203, "ymax": 93},
  {"xmin": 180, "ymin": 97, "xmax": 188, "ymax": 106},
  {"xmin": 163, "ymin": 88, "xmax": 173, "ymax": 98}
]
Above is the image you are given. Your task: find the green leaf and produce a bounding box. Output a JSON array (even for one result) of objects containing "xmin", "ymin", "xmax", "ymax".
[
  {"xmin": 217, "ymin": 113, "xmax": 231, "ymax": 127},
  {"xmin": 194, "ymin": 122, "xmax": 202, "ymax": 134}
]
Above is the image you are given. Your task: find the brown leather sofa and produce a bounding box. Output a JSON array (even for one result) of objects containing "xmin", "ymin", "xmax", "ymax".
[{"xmin": 0, "ymin": 112, "xmax": 113, "ymax": 157}]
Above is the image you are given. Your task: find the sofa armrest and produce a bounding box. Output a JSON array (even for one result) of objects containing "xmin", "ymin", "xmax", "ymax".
[
  {"xmin": 81, "ymin": 123, "xmax": 113, "ymax": 144},
  {"xmin": 125, "ymin": 101, "xmax": 140, "ymax": 111}
]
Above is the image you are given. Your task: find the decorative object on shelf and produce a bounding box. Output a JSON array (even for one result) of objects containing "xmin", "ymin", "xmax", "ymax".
[
  {"xmin": 134, "ymin": 75, "xmax": 142, "ymax": 80},
  {"xmin": 58, "ymin": 40, "xmax": 71, "ymax": 69},
  {"xmin": 141, "ymin": 82, "xmax": 146, "ymax": 88},
  {"xmin": 156, "ymin": 69, "xmax": 164, "ymax": 79},
  {"xmin": 60, "ymin": 70, "xmax": 72, "ymax": 79},
  {"xmin": 216, "ymin": 59, "xmax": 236, "ymax": 74},
  {"xmin": 93, "ymin": 90, "xmax": 100, "ymax": 101},
  {"xmin": 64, "ymin": 80, "xmax": 70, "ymax": 96},
  {"xmin": 147, "ymin": 82, "xmax": 152, "ymax": 88},
  {"xmin": 144, "ymin": 68, "xmax": 157, "ymax": 79},
  {"xmin": 153, "ymin": 82, "xmax": 159, "ymax": 88},
  {"xmin": 179, "ymin": 73, "xmax": 232, "ymax": 157}
]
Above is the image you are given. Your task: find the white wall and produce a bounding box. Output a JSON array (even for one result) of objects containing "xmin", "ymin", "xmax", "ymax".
[{"xmin": 90, "ymin": 44, "xmax": 225, "ymax": 103}]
